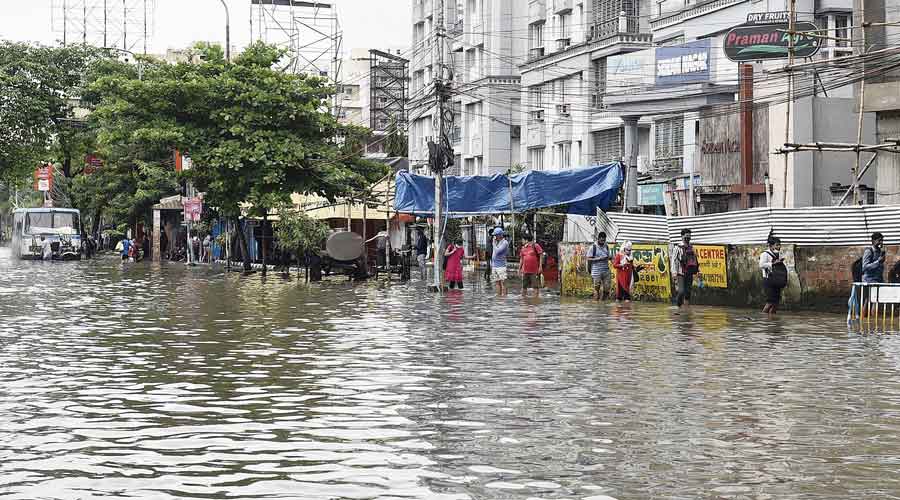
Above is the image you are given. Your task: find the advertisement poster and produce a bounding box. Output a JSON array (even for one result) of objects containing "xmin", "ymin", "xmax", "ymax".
[
  {"xmin": 694, "ymin": 245, "xmax": 728, "ymax": 288},
  {"xmin": 612, "ymin": 244, "xmax": 672, "ymax": 300}
]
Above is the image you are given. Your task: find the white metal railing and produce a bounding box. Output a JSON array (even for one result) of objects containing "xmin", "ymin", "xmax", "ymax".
[{"xmin": 848, "ymin": 282, "xmax": 900, "ymax": 330}]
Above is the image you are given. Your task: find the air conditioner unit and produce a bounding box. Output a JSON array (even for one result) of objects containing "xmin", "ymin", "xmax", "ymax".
[{"xmin": 556, "ymin": 104, "xmax": 570, "ymax": 116}]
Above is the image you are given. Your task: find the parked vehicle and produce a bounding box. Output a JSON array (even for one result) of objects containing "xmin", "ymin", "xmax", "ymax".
[{"xmin": 11, "ymin": 208, "xmax": 82, "ymax": 260}]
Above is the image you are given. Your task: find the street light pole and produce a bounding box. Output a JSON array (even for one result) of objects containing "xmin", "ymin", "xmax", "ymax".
[{"xmin": 219, "ymin": 0, "xmax": 231, "ymax": 61}]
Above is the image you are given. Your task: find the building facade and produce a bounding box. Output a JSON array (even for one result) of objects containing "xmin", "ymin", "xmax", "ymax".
[
  {"xmin": 409, "ymin": 0, "xmax": 528, "ymax": 175},
  {"xmin": 517, "ymin": 0, "xmax": 874, "ymax": 214}
]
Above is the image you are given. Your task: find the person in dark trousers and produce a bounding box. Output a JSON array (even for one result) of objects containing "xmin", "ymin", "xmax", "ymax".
[
  {"xmin": 142, "ymin": 235, "xmax": 151, "ymax": 262},
  {"xmin": 415, "ymin": 228, "xmax": 429, "ymax": 279},
  {"xmin": 759, "ymin": 236, "xmax": 788, "ymax": 315},
  {"xmin": 671, "ymin": 228, "xmax": 699, "ymax": 307}
]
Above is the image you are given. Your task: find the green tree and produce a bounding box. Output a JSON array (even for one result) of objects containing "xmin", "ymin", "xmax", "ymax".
[
  {"xmin": 384, "ymin": 117, "xmax": 408, "ymax": 158},
  {"xmin": 89, "ymin": 42, "xmax": 386, "ymax": 270},
  {"xmin": 273, "ymin": 205, "xmax": 330, "ymax": 280},
  {"xmin": 0, "ymin": 42, "xmax": 106, "ymax": 188}
]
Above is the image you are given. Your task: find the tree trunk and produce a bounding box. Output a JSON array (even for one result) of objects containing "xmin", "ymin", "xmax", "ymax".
[
  {"xmin": 234, "ymin": 216, "xmax": 252, "ymax": 271},
  {"xmin": 91, "ymin": 208, "xmax": 102, "ymax": 236},
  {"xmin": 298, "ymin": 246, "xmax": 302, "ymax": 280}
]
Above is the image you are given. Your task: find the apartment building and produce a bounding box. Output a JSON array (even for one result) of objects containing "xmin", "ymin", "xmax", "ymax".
[
  {"xmin": 522, "ymin": 0, "xmax": 873, "ymax": 214},
  {"xmin": 409, "ymin": 0, "xmax": 528, "ymax": 175},
  {"xmin": 858, "ymin": 0, "xmax": 900, "ymax": 204}
]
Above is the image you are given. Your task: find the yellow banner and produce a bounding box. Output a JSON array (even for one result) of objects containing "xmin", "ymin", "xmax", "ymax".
[
  {"xmin": 694, "ymin": 245, "xmax": 728, "ymax": 288},
  {"xmin": 612, "ymin": 244, "xmax": 672, "ymax": 300}
]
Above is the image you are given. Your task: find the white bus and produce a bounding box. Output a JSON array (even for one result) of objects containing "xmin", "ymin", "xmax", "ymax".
[{"xmin": 11, "ymin": 208, "xmax": 83, "ymax": 260}]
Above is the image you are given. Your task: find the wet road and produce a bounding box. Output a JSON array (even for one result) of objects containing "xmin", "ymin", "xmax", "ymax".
[{"xmin": 2, "ymin": 248, "xmax": 900, "ymax": 499}]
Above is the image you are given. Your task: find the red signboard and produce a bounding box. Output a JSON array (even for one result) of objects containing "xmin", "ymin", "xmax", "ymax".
[
  {"xmin": 84, "ymin": 154, "xmax": 103, "ymax": 175},
  {"xmin": 183, "ymin": 197, "xmax": 203, "ymax": 222},
  {"xmin": 33, "ymin": 164, "xmax": 53, "ymax": 192}
]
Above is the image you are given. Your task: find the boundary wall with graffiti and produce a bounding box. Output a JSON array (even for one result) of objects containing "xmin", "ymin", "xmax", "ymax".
[{"xmin": 561, "ymin": 212, "xmax": 900, "ymax": 310}]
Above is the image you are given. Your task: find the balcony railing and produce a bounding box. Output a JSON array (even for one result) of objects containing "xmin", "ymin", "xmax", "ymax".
[
  {"xmin": 529, "ymin": 47, "xmax": 546, "ymax": 61},
  {"xmin": 593, "ymin": 16, "xmax": 641, "ymax": 40},
  {"xmin": 554, "ymin": 0, "xmax": 572, "ymax": 14},
  {"xmin": 556, "ymin": 37, "xmax": 571, "ymax": 52}
]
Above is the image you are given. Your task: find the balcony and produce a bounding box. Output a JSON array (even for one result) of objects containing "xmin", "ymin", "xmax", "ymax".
[
  {"xmin": 650, "ymin": 0, "xmax": 741, "ymax": 30},
  {"xmin": 554, "ymin": 0, "xmax": 572, "ymax": 14},
  {"xmin": 555, "ymin": 37, "xmax": 571, "ymax": 52},
  {"xmin": 528, "ymin": 0, "xmax": 546, "ymax": 24},
  {"xmin": 527, "ymin": 120, "xmax": 546, "ymax": 147},
  {"xmin": 594, "ymin": 15, "xmax": 641, "ymax": 40},
  {"xmin": 529, "ymin": 47, "xmax": 546, "ymax": 61}
]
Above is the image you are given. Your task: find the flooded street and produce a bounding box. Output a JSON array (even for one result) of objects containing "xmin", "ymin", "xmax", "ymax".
[{"xmin": 3, "ymin": 248, "xmax": 900, "ymax": 499}]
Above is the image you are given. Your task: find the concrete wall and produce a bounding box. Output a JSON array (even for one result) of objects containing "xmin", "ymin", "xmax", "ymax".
[
  {"xmin": 811, "ymin": 97, "xmax": 878, "ymax": 205},
  {"xmin": 560, "ymin": 241, "xmax": 900, "ymax": 311},
  {"xmin": 875, "ymin": 112, "xmax": 900, "ymax": 205}
]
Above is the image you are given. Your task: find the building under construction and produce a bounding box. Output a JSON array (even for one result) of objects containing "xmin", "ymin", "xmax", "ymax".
[
  {"xmin": 250, "ymin": 0, "xmax": 342, "ymax": 80},
  {"xmin": 51, "ymin": 0, "xmax": 155, "ymax": 53}
]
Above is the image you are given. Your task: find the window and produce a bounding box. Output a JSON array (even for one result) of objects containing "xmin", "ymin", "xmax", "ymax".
[
  {"xmin": 593, "ymin": 128, "xmax": 624, "ymax": 164},
  {"xmin": 530, "ymin": 22, "xmax": 545, "ymax": 48},
  {"xmin": 466, "ymin": 102, "xmax": 482, "ymax": 137},
  {"xmin": 654, "ymin": 116, "xmax": 684, "ymax": 169},
  {"xmin": 816, "ymin": 13, "xmax": 853, "ymax": 59},
  {"xmin": 559, "ymin": 142, "xmax": 572, "ymax": 169},
  {"xmin": 592, "ymin": 0, "xmax": 639, "ymax": 38},
  {"xmin": 592, "ymin": 59, "xmax": 606, "ymax": 109},
  {"xmin": 575, "ymin": 140, "xmax": 582, "ymax": 166},
  {"xmin": 464, "ymin": 158, "xmax": 475, "ymax": 176},
  {"xmin": 530, "ymin": 85, "xmax": 543, "ymax": 109},
  {"xmin": 529, "ymin": 147, "xmax": 545, "ymax": 170},
  {"xmin": 476, "ymin": 156, "xmax": 483, "ymax": 175}
]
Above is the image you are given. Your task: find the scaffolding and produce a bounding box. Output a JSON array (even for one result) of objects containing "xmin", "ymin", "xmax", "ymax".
[
  {"xmin": 51, "ymin": 0, "xmax": 155, "ymax": 53},
  {"xmin": 250, "ymin": 0, "xmax": 343, "ymax": 80},
  {"xmin": 369, "ymin": 49, "xmax": 409, "ymax": 134}
]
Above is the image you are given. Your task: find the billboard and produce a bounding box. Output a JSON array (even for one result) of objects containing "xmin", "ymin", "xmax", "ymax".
[
  {"xmin": 34, "ymin": 164, "xmax": 54, "ymax": 192},
  {"xmin": 655, "ymin": 39, "xmax": 711, "ymax": 86},
  {"xmin": 724, "ymin": 20, "xmax": 820, "ymax": 61}
]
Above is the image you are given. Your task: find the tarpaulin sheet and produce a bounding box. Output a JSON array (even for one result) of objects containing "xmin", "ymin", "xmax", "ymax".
[{"xmin": 394, "ymin": 162, "xmax": 623, "ymax": 216}]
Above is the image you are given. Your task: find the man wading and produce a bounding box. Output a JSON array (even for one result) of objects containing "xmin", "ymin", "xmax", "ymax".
[
  {"xmin": 672, "ymin": 228, "xmax": 699, "ymax": 307},
  {"xmin": 586, "ymin": 232, "xmax": 611, "ymax": 301},
  {"xmin": 518, "ymin": 234, "xmax": 543, "ymax": 297}
]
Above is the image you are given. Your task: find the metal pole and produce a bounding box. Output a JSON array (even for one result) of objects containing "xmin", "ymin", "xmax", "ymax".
[
  {"xmin": 386, "ymin": 184, "xmax": 391, "ymax": 281},
  {"xmin": 508, "ymin": 172, "xmax": 516, "ymax": 254},
  {"xmin": 782, "ymin": 0, "xmax": 795, "ymax": 208},
  {"xmin": 104, "ymin": 0, "xmax": 108, "ymax": 47},
  {"xmin": 433, "ymin": 171, "xmax": 443, "ymax": 291},
  {"xmin": 852, "ymin": 5, "xmax": 868, "ymax": 205},
  {"xmin": 219, "ymin": 0, "xmax": 231, "ymax": 61}
]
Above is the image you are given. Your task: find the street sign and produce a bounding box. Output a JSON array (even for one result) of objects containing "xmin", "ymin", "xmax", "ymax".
[
  {"xmin": 34, "ymin": 164, "xmax": 53, "ymax": 192},
  {"xmin": 183, "ymin": 197, "xmax": 202, "ymax": 222},
  {"xmin": 724, "ymin": 21, "xmax": 820, "ymax": 62}
]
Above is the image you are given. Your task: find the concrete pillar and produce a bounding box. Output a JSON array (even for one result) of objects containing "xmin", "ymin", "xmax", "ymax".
[
  {"xmin": 152, "ymin": 209, "xmax": 161, "ymax": 262},
  {"xmin": 623, "ymin": 116, "xmax": 640, "ymax": 211}
]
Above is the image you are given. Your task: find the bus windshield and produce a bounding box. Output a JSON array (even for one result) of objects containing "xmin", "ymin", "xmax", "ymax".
[{"xmin": 24, "ymin": 212, "xmax": 79, "ymax": 235}]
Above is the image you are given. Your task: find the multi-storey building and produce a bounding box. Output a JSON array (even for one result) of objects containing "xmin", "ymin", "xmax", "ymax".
[
  {"xmin": 521, "ymin": 0, "xmax": 874, "ymax": 214},
  {"xmin": 409, "ymin": 0, "xmax": 528, "ymax": 175},
  {"xmin": 858, "ymin": 0, "xmax": 900, "ymax": 204}
]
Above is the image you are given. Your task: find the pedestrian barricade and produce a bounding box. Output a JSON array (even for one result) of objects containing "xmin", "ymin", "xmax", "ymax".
[{"xmin": 849, "ymin": 282, "xmax": 900, "ymax": 330}]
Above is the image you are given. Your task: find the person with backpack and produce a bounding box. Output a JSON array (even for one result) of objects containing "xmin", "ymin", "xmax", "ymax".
[
  {"xmin": 586, "ymin": 232, "xmax": 611, "ymax": 301},
  {"xmin": 671, "ymin": 228, "xmax": 699, "ymax": 307},
  {"xmin": 759, "ymin": 236, "xmax": 788, "ymax": 314}
]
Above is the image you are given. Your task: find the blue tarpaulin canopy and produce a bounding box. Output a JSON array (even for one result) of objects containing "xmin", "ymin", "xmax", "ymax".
[{"xmin": 393, "ymin": 162, "xmax": 623, "ymax": 216}]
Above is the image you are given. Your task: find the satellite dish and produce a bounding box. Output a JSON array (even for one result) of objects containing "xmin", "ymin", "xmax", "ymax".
[{"xmin": 326, "ymin": 231, "xmax": 363, "ymax": 261}]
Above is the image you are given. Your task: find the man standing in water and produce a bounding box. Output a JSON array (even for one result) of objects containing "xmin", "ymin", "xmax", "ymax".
[
  {"xmin": 518, "ymin": 234, "xmax": 543, "ymax": 297},
  {"xmin": 672, "ymin": 228, "xmax": 699, "ymax": 307},
  {"xmin": 415, "ymin": 228, "xmax": 429, "ymax": 280},
  {"xmin": 586, "ymin": 232, "xmax": 611, "ymax": 301},
  {"xmin": 491, "ymin": 228, "xmax": 509, "ymax": 296},
  {"xmin": 40, "ymin": 236, "xmax": 52, "ymax": 261}
]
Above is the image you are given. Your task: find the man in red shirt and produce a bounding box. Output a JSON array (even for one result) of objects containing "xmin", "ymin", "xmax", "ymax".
[{"xmin": 518, "ymin": 234, "xmax": 544, "ymax": 297}]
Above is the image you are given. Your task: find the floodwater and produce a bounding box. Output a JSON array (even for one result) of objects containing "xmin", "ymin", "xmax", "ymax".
[{"xmin": 2, "ymin": 248, "xmax": 900, "ymax": 500}]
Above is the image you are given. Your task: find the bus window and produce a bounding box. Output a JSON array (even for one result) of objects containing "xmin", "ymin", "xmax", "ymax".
[
  {"xmin": 53, "ymin": 212, "xmax": 79, "ymax": 235},
  {"xmin": 24, "ymin": 213, "xmax": 52, "ymax": 234}
]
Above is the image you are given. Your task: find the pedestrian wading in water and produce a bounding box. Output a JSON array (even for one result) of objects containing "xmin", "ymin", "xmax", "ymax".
[
  {"xmin": 586, "ymin": 232, "xmax": 611, "ymax": 301},
  {"xmin": 613, "ymin": 241, "xmax": 643, "ymax": 301},
  {"xmin": 759, "ymin": 236, "xmax": 788, "ymax": 315},
  {"xmin": 671, "ymin": 228, "xmax": 698, "ymax": 307}
]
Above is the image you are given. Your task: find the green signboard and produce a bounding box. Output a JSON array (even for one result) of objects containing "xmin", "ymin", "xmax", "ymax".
[{"xmin": 724, "ymin": 21, "xmax": 820, "ymax": 62}]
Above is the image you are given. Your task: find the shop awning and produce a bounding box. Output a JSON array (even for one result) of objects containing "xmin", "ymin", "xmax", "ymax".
[{"xmin": 394, "ymin": 162, "xmax": 623, "ymax": 217}]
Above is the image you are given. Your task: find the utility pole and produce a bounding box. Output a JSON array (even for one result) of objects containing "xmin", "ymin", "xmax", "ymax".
[
  {"xmin": 782, "ymin": 0, "xmax": 796, "ymax": 208},
  {"xmin": 852, "ymin": 1, "xmax": 868, "ymax": 205},
  {"xmin": 429, "ymin": 0, "xmax": 453, "ymax": 293}
]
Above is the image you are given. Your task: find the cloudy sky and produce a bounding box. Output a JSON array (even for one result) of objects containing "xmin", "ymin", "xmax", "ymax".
[{"xmin": 0, "ymin": 0, "xmax": 411, "ymax": 55}]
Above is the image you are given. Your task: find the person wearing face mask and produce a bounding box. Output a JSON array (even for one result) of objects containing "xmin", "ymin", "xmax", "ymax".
[
  {"xmin": 671, "ymin": 228, "xmax": 699, "ymax": 307},
  {"xmin": 613, "ymin": 241, "xmax": 637, "ymax": 302}
]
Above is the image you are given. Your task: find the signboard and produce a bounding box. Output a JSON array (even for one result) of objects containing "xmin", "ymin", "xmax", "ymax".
[
  {"xmin": 638, "ymin": 183, "xmax": 666, "ymax": 206},
  {"xmin": 619, "ymin": 244, "xmax": 672, "ymax": 300},
  {"xmin": 746, "ymin": 11, "xmax": 790, "ymax": 24},
  {"xmin": 33, "ymin": 164, "xmax": 53, "ymax": 192},
  {"xmin": 84, "ymin": 154, "xmax": 103, "ymax": 175},
  {"xmin": 183, "ymin": 197, "xmax": 202, "ymax": 222},
  {"xmin": 607, "ymin": 49, "xmax": 655, "ymax": 93},
  {"xmin": 724, "ymin": 21, "xmax": 820, "ymax": 61},
  {"xmin": 694, "ymin": 245, "xmax": 728, "ymax": 288},
  {"xmin": 655, "ymin": 39, "xmax": 711, "ymax": 86}
]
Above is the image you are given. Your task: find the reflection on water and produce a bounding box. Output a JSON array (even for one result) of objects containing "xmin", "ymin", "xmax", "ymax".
[{"xmin": 2, "ymin": 249, "xmax": 900, "ymax": 499}]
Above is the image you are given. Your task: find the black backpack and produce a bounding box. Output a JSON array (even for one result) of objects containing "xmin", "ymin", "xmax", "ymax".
[
  {"xmin": 852, "ymin": 257, "xmax": 863, "ymax": 283},
  {"xmin": 765, "ymin": 251, "xmax": 789, "ymax": 289}
]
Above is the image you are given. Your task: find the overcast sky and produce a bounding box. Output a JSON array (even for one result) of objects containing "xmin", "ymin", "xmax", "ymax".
[{"xmin": 0, "ymin": 0, "xmax": 411, "ymax": 56}]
